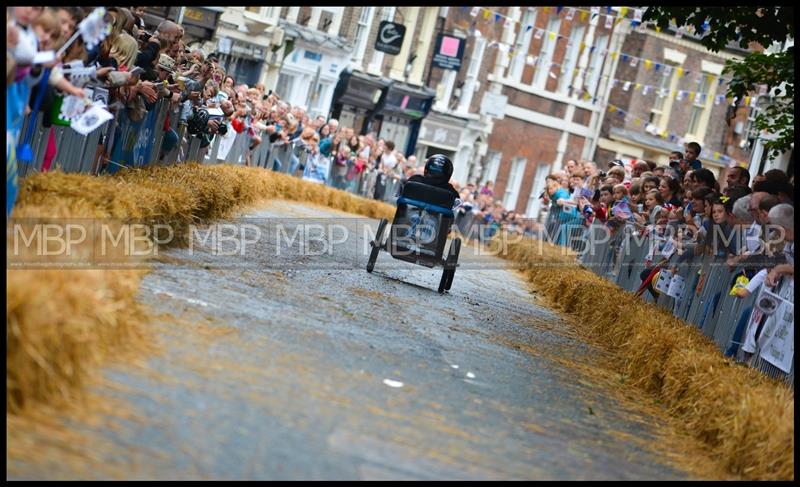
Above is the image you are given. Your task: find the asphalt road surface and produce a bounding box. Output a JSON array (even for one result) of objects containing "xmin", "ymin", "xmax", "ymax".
[{"xmin": 8, "ymin": 200, "xmax": 696, "ymax": 480}]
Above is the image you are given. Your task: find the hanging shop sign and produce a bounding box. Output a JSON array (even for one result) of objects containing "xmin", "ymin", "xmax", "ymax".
[
  {"xmin": 431, "ymin": 33, "xmax": 466, "ymax": 71},
  {"xmin": 375, "ymin": 21, "xmax": 406, "ymax": 55}
]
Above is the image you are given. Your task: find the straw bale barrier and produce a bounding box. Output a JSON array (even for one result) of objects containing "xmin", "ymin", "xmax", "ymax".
[
  {"xmin": 7, "ymin": 164, "xmax": 393, "ymax": 414},
  {"xmin": 486, "ymin": 232, "xmax": 793, "ymax": 480}
]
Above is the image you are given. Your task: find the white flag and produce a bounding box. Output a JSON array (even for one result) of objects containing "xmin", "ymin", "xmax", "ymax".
[
  {"xmin": 60, "ymin": 95, "xmax": 92, "ymax": 121},
  {"xmin": 534, "ymin": 28, "xmax": 543, "ymax": 40},
  {"xmin": 566, "ymin": 8, "xmax": 575, "ymax": 21},
  {"xmin": 663, "ymin": 65, "xmax": 672, "ymax": 76},
  {"xmin": 642, "ymin": 85, "xmax": 650, "ymax": 96},
  {"xmin": 70, "ymin": 103, "xmax": 114, "ymax": 136},
  {"xmin": 676, "ymin": 90, "xmax": 685, "ymax": 101},
  {"xmin": 714, "ymin": 95, "xmax": 722, "ymax": 105},
  {"xmin": 633, "ymin": 9, "xmax": 643, "ymax": 22},
  {"xmin": 605, "ymin": 15, "xmax": 613, "ymax": 29},
  {"xmin": 525, "ymin": 55, "xmax": 535, "ymax": 66},
  {"xmin": 78, "ymin": 7, "xmax": 112, "ymax": 51},
  {"xmin": 470, "ymin": 7, "xmax": 480, "ymax": 17},
  {"xmin": 623, "ymin": 81, "xmax": 631, "ymax": 91},
  {"xmin": 630, "ymin": 57, "xmax": 638, "ymax": 68}
]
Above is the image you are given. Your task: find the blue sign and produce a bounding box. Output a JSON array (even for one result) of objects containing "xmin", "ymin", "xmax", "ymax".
[
  {"xmin": 304, "ymin": 50, "xmax": 322, "ymax": 62},
  {"xmin": 108, "ymin": 105, "xmax": 159, "ymax": 173}
]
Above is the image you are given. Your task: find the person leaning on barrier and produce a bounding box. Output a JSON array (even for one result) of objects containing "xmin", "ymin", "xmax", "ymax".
[
  {"xmin": 727, "ymin": 193, "xmax": 781, "ymax": 272},
  {"xmin": 733, "ymin": 204, "xmax": 793, "ymax": 365}
]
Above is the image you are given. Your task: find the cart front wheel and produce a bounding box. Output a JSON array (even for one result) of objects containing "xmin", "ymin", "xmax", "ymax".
[{"xmin": 367, "ymin": 218, "xmax": 388, "ymax": 273}]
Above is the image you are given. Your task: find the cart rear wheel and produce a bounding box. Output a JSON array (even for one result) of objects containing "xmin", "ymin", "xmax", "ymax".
[
  {"xmin": 438, "ymin": 270, "xmax": 448, "ymax": 293},
  {"xmin": 445, "ymin": 238, "xmax": 460, "ymax": 290},
  {"xmin": 367, "ymin": 218, "xmax": 388, "ymax": 273}
]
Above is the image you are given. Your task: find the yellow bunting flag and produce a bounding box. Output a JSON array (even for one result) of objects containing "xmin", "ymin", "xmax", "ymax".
[
  {"xmin": 549, "ymin": 32, "xmax": 556, "ymax": 41},
  {"xmin": 644, "ymin": 60, "xmax": 652, "ymax": 70},
  {"xmin": 580, "ymin": 41, "xmax": 586, "ymax": 51},
  {"xmin": 672, "ymin": 89, "xmax": 677, "ymax": 98},
  {"xmin": 608, "ymin": 105, "xmax": 616, "ymax": 113},
  {"xmin": 714, "ymin": 151, "xmax": 720, "ymax": 159},
  {"xmin": 655, "ymin": 25, "xmax": 661, "ymax": 33},
  {"xmin": 635, "ymin": 83, "xmax": 641, "ymax": 90},
  {"xmin": 688, "ymin": 92, "xmax": 695, "ymax": 102},
  {"xmin": 634, "ymin": 118, "xmax": 641, "ymax": 125},
  {"xmin": 706, "ymin": 74, "xmax": 714, "ymax": 84},
  {"xmin": 543, "ymin": 7, "xmax": 550, "ymax": 14},
  {"xmin": 676, "ymin": 67, "xmax": 684, "ymax": 77},
  {"xmin": 580, "ymin": 11, "xmax": 588, "ymax": 22},
  {"xmin": 483, "ymin": 9, "xmax": 491, "ymax": 20},
  {"xmin": 611, "ymin": 51, "xmax": 618, "ymax": 60},
  {"xmin": 744, "ymin": 96, "xmax": 751, "ymax": 106}
]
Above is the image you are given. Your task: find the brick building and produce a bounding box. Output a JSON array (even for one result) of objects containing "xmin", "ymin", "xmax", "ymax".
[
  {"xmin": 328, "ymin": 7, "xmax": 438, "ymax": 156},
  {"xmin": 594, "ymin": 28, "xmax": 752, "ymax": 180},
  {"xmin": 483, "ymin": 7, "xmax": 626, "ymax": 218}
]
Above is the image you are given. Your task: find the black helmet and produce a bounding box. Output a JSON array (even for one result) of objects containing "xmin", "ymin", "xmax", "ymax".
[
  {"xmin": 187, "ymin": 107, "xmax": 210, "ymax": 135},
  {"xmin": 424, "ymin": 154, "xmax": 453, "ymax": 181}
]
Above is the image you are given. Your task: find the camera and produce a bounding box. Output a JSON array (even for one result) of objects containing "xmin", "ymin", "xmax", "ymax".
[{"xmin": 598, "ymin": 170, "xmax": 607, "ymax": 178}]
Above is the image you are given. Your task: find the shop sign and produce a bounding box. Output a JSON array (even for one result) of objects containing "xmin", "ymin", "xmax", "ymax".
[
  {"xmin": 375, "ymin": 21, "xmax": 406, "ymax": 55},
  {"xmin": 419, "ymin": 121, "xmax": 460, "ymax": 148},
  {"xmin": 182, "ymin": 8, "xmax": 217, "ymax": 30},
  {"xmin": 432, "ymin": 33, "xmax": 466, "ymax": 71}
]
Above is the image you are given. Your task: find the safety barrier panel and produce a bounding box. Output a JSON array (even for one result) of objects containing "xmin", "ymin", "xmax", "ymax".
[{"xmin": 547, "ymin": 216, "xmax": 794, "ymax": 385}]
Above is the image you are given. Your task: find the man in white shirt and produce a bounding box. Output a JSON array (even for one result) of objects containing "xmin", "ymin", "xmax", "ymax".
[{"xmin": 381, "ymin": 140, "xmax": 398, "ymax": 172}]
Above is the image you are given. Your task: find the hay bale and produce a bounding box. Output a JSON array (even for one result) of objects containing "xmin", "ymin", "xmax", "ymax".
[
  {"xmin": 7, "ymin": 165, "xmax": 398, "ymax": 415},
  {"xmin": 487, "ymin": 231, "xmax": 794, "ymax": 480}
]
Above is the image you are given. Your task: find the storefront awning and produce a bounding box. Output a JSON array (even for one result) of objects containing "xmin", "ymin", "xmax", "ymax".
[
  {"xmin": 383, "ymin": 82, "xmax": 436, "ymax": 121},
  {"xmin": 332, "ymin": 69, "xmax": 391, "ymax": 112}
]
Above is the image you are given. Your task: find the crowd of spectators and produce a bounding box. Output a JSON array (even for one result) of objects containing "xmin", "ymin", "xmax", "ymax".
[
  {"xmin": 6, "ymin": 6, "xmax": 427, "ymax": 188},
  {"xmin": 542, "ymin": 143, "xmax": 794, "ymax": 368}
]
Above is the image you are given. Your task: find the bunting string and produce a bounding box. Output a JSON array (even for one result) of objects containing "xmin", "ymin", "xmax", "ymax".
[
  {"xmin": 462, "ymin": 6, "xmax": 736, "ymax": 86},
  {"xmin": 605, "ymin": 103, "xmax": 741, "ymax": 166}
]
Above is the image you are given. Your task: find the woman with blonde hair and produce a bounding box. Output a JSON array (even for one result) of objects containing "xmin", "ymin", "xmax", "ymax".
[{"xmin": 110, "ymin": 33, "xmax": 139, "ymax": 70}]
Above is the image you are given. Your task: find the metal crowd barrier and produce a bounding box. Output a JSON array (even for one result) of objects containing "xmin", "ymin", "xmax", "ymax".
[{"xmin": 548, "ymin": 215, "xmax": 794, "ymax": 385}]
